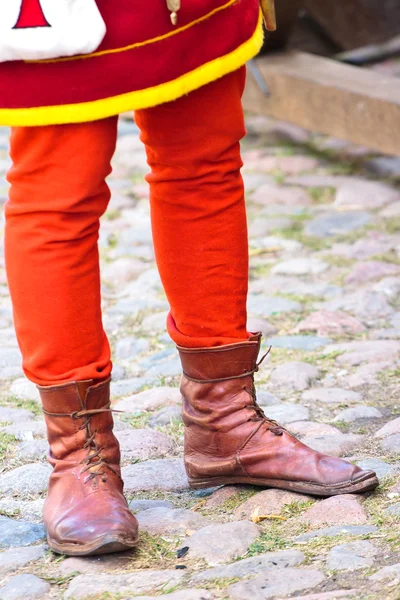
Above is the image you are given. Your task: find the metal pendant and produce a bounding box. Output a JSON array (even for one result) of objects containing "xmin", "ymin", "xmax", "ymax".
[{"xmin": 166, "ymin": 0, "xmax": 181, "ymax": 26}]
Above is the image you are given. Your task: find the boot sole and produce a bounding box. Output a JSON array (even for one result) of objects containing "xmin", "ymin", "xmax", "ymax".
[
  {"xmin": 47, "ymin": 533, "xmax": 139, "ymax": 556},
  {"xmin": 188, "ymin": 473, "xmax": 379, "ymax": 496}
]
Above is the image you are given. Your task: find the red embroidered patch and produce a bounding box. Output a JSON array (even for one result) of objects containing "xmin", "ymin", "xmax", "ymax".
[{"xmin": 13, "ymin": 0, "xmax": 50, "ymax": 29}]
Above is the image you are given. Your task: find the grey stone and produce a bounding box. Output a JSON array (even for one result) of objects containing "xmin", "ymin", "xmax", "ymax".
[
  {"xmin": 144, "ymin": 356, "xmax": 182, "ymax": 378},
  {"xmin": 304, "ymin": 211, "xmax": 371, "ymax": 238},
  {"xmin": 271, "ymin": 259, "xmax": 328, "ymax": 276},
  {"xmin": 385, "ymin": 502, "xmax": 400, "ymax": 516},
  {"xmin": 302, "ymin": 388, "xmax": 362, "ymax": 405},
  {"xmin": 131, "ymin": 592, "xmax": 214, "ymax": 600},
  {"xmin": 129, "ymin": 499, "xmax": 174, "ymax": 512},
  {"xmin": 123, "ymin": 268, "xmax": 163, "ymax": 295},
  {"xmin": 253, "ymin": 236, "xmax": 304, "ymax": 254},
  {"xmin": 243, "ymin": 172, "xmax": 273, "ymax": 191},
  {"xmin": 0, "ymin": 574, "xmax": 50, "ymax": 600},
  {"xmin": 191, "ymin": 549, "xmax": 305, "ymax": 582},
  {"xmin": 137, "ymin": 507, "xmax": 210, "ymax": 536},
  {"xmin": 247, "ymin": 317, "xmax": 277, "ymax": 337},
  {"xmin": 295, "ymin": 525, "xmax": 378, "ymax": 541},
  {"xmin": 234, "ymin": 489, "xmax": 312, "ymax": 520},
  {"xmin": 369, "ymin": 563, "xmax": 400, "ymax": 581},
  {"xmin": 289, "ymin": 422, "xmax": 342, "ymax": 437},
  {"xmin": 375, "ymin": 417, "xmax": 400, "ymax": 438},
  {"xmin": 114, "ymin": 386, "xmax": 182, "ymax": 412},
  {"xmin": 101, "ymin": 257, "xmax": 147, "ymax": 286},
  {"xmin": 325, "ymin": 340, "xmax": 400, "ymax": 366},
  {"xmin": 343, "ymin": 361, "xmax": 394, "ymax": 388},
  {"xmin": 65, "ymin": 570, "xmax": 185, "ymax": 600},
  {"xmin": 122, "ymin": 458, "xmax": 189, "ymax": 492},
  {"xmin": 321, "ymin": 290, "xmax": 394, "ymax": 320},
  {"xmin": 326, "ymin": 540, "xmax": 377, "ymax": 571},
  {"xmin": 112, "ymin": 419, "xmax": 132, "ymax": 432},
  {"xmin": 245, "ymin": 117, "xmax": 310, "ymax": 144},
  {"xmin": 227, "ymin": 568, "xmax": 325, "ymax": 599},
  {"xmin": 0, "ymin": 545, "xmax": 46, "ymax": 576},
  {"xmin": 356, "ymin": 459, "xmax": 399, "ymax": 480},
  {"xmin": 365, "ymin": 156, "xmax": 400, "ymax": 178},
  {"xmin": 140, "ymin": 311, "xmax": 168, "ymax": 333},
  {"xmin": 251, "ymin": 182, "xmax": 312, "ymax": 206},
  {"xmin": 390, "ymin": 313, "xmax": 400, "ymax": 328},
  {"xmin": 0, "ymin": 348, "xmax": 22, "ymax": 370},
  {"xmin": 245, "ymin": 154, "xmax": 318, "ymax": 175},
  {"xmin": 261, "ymin": 279, "xmax": 342, "ymax": 299},
  {"xmin": 263, "ymin": 403, "xmax": 309, "ymax": 424},
  {"xmin": 109, "ymin": 242, "xmax": 154, "ymax": 261},
  {"xmin": 333, "ymin": 406, "xmax": 383, "ymax": 423},
  {"xmin": 248, "ymin": 216, "xmax": 293, "ymax": 236},
  {"xmin": 369, "ymin": 328, "xmax": 400, "ymax": 340},
  {"xmin": 0, "ymin": 407, "xmax": 34, "ymax": 424},
  {"xmin": 286, "ymin": 174, "xmax": 360, "ymax": 188},
  {"xmin": 1, "ymin": 420, "xmax": 46, "ymax": 440},
  {"xmin": 345, "ymin": 236, "xmax": 398, "ymax": 260},
  {"xmin": 257, "ymin": 390, "xmax": 281, "ymax": 406},
  {"xmin": 266, "ymin": 335, "xmax": 331, "ymax": 351},
  {"xmin": 0, "ymin": 499, "xmax": 45, "ymax": 522},
  {"xmin": 0, "ymin": 516, "xmax": 45, "ymax": 548},
  {"xmin": 0, "ymin": 366, "xmax": 23, "ymax": 380},
  {"xmin": 380, "ymin": 434, "xmax": 400, "ymax": 454},
  {"xmin": 300, "ymin": 434, "xmax": 362, "ymax": 458},
  {"xmin": 334, "ymin": 181, "xmax": 400, "ymax": 210},
  {"xmin": 247, "ymin": 295, "xmax": 301, "ymax": 317},
  {"xmin": 204, "ymin": 486, "xmax": 243, "ymax": 509},
  {"xmin": 270, "ymin": 362, "xmax": 320, "ymax": 391},
  {"xmin": 16, "ymin": 440, "xmax": 48, "ymax": 460},
  {"xmin": 275, "ymin": 591, "xmax": 360, "ymax": 600},
  {"xmin": 148, "ymin": 406, "xmax": 182, "ymax": 427},
  {"xmin": 59, "ymin": 553, "xmax": 136, "ymax": 575},
  {"xmin": 299, "ymin": 496, "xmax": 367, "ymax": 526},
  {"xmin": 138, "ymin": 347, "xmax": 175, "ymax": 368},
  {"xmin": 111, "ymin": 378, "xmax": 152, "ymax": 397},
  {"xmin": 375, "ymin": 201, "xmax": 400, "ymax": 222},
  {"xmin": 115, "ymin": 337, "xmax": 150, "ymax": 360},
  {"xmin": 116, "ymin": 428, "xmax": 173, "ymax": 461},
  {"xmin": 184, "ymin": 521, "xmax": 260, "ymax": 565},
  {"xmin": 8, "ymin": 378, "xmax": 40, "ymax": 402},
  {"xmin": 296, "ymin": 311, "xmax": 365, "ymax": 337},
  {"xmin": 0, "ymin": 463, "xmax": 51, "ymax": 497},
  {"xmin": 373, "ymin": 276, "xmax": 400, "ymax": 300}
]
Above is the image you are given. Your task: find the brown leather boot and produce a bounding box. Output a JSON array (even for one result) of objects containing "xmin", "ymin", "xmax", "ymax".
[
  {"xmin": 38, "ymin": 378, "xmax": 138, "ymax": 556},
  {"xmin": 178, "ymin": 335, "xmax": 379, "ymax": 496}
]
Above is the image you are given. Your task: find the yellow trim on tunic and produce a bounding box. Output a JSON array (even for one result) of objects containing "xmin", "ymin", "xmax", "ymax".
[
  {"xmin": 29, "ymin": 0, "xmax": 238, "ymax": 64},
  {"xmin": 0, "ymin": 10, "xmax": 264, "ymax": 127}
]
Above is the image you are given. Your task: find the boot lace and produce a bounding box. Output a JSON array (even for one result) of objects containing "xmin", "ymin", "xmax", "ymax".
[
  {"xmin": 242, "ymin": 348, "xmax": 284, "ymax": 437},
  {"xmin": 72, "ymin": 406, "xmax": 120, "ymax": 483},
  {"xmin": 182, "ymin": 346, "xmax": 285, "ymax": 437},
  {"xmin": 43, "ymin": 405, "xmax": 120, "ymax": 484}
]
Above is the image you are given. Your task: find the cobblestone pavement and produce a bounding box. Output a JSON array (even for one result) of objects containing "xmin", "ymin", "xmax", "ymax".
[{"xmin": 0, "ymin": 114, "xmax": 400, "ymax": 600}]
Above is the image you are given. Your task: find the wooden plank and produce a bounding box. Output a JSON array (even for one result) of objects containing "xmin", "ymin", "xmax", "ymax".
[
  {"xmin": 304, "ymin": 0, "xmax": 400, "ymax": 50},
  {"xmin": 243, "ymin": 51, "xmax": 400, "ymax": 156}
]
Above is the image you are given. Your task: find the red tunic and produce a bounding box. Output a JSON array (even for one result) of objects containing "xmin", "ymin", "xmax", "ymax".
[{"xmin": 0, "ymin": 0, "xmax": 263, "ymax": 126}]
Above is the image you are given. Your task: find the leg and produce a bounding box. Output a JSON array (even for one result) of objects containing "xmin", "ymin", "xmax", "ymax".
[
  {"xmin": 6, "ymin": 118, "xmax": 138, "ymax": 555},
  {"xmin": 136, "ymin": 71, "xmax": 379, "ymax": 497},
  {"xmin": 6, "ymin": 118, "xmax": 117, "ymax": 385},
  {"xmin": 135, "ymin": 67, "xmax": 249, "ymax": 348}
]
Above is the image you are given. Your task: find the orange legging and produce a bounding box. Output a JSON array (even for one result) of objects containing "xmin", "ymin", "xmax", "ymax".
[{"xmin": 5, "ymin": 68, "xmax": 249, "ymax": 385}]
